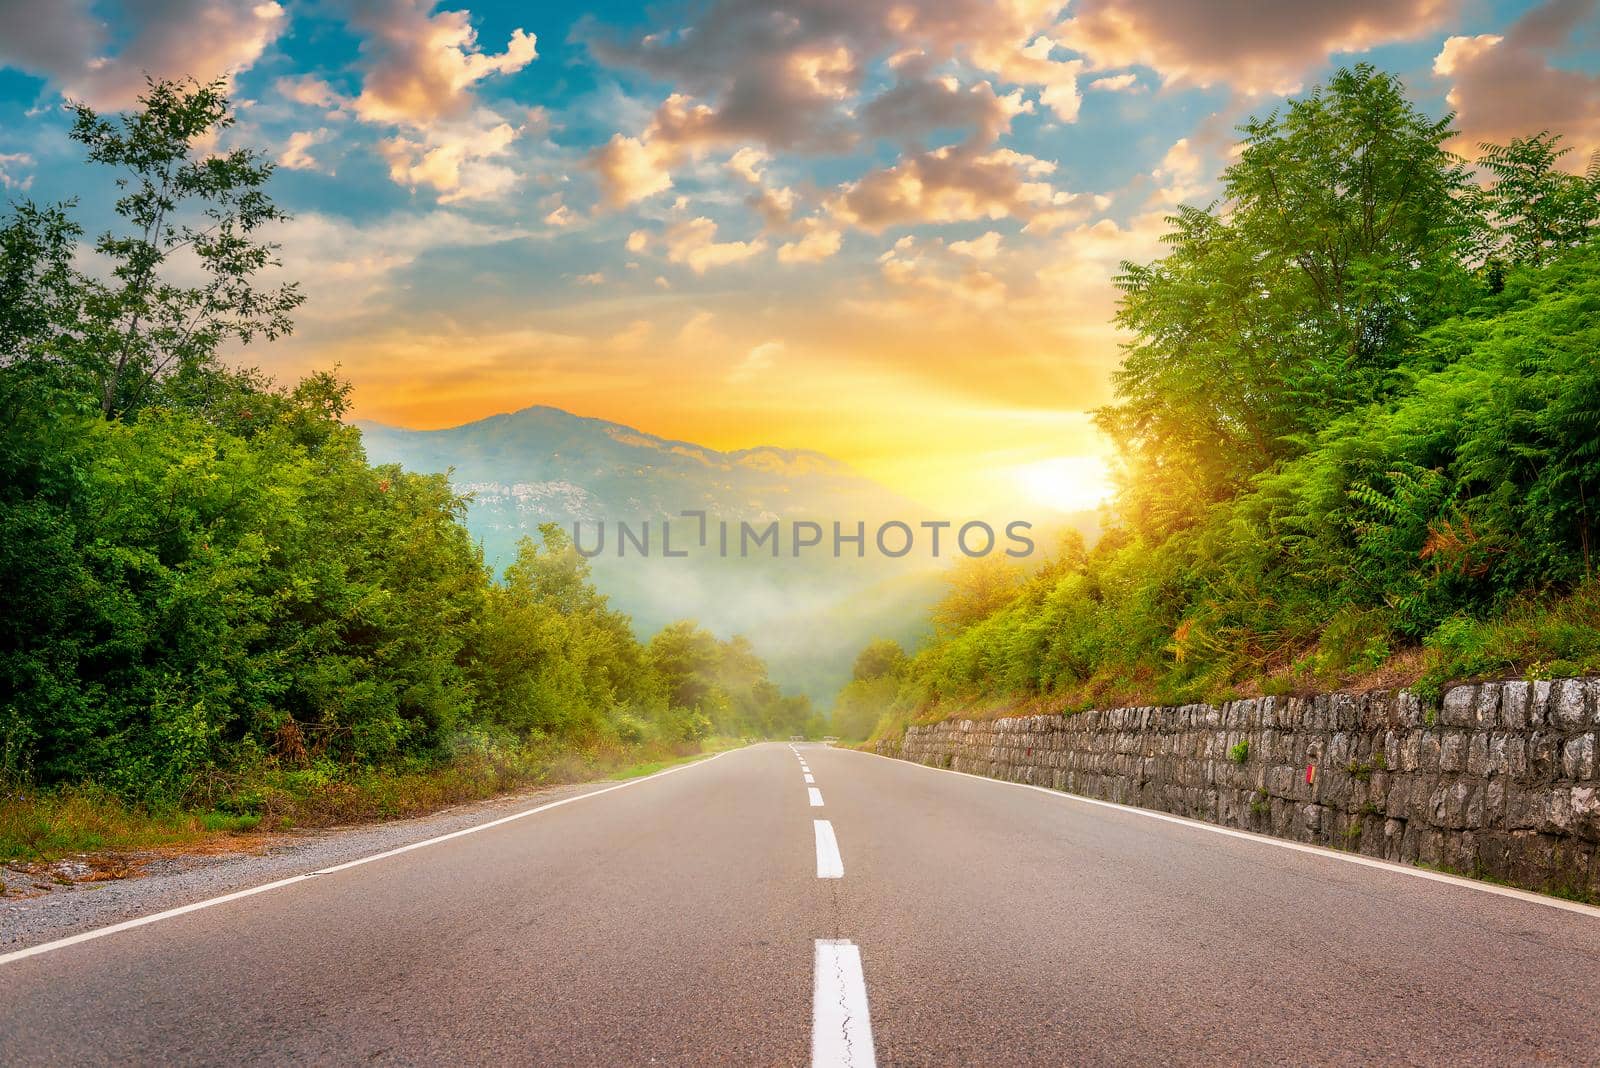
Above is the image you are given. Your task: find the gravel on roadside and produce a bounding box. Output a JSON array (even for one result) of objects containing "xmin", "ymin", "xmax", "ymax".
[{"xmin": 0, "ymin": 777, "xmax": 613, "ymax": 953}]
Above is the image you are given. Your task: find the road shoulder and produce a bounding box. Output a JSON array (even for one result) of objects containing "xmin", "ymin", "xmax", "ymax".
[{"xmin": 0, "ymin": 777, "xmax": 620, "ymax": 953}]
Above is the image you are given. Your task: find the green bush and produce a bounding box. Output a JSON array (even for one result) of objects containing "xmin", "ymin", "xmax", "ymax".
[
  {"xmin": 0, "ymin": 79, "xmax": 810, "ymax": 807},
  {"xmin": 843, "ymin": 69, "xmax": 1600, "ymax": 725}
]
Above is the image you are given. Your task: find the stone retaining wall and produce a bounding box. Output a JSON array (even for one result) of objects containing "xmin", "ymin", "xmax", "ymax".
[{"xmin": 877, "ymin": 678, "xmax": 1600, "ymax": 898}]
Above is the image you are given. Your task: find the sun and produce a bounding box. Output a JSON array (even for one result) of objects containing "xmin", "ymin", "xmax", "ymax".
[{"xmin": 1011, "ymin": 455, "xmax": 1113, "ymax": 514}]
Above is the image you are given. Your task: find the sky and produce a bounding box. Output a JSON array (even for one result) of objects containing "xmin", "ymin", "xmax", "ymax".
[{"xmin": 0, "ymin": 0, "xmax": 1597, "ymax": 515}]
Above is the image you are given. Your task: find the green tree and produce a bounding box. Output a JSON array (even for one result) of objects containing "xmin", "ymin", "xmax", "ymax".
[
  {"xmin": 63, "ymin": 77, "xmax": 302, "ymax": 418},
  {"xmin": 851, "ymin": 639, "xmax": 907, "ymax": 683},
  {"xmin": 863, "ymin": 68, "xmax": 1600, "ymax": 724},
  {"xmin": 1, "ymin": 69, "xmax": 809, "ymax": 807},
  {"xmin": 1477, "ymin": 132, "xmax": 1600, "ymax": 269},
  {"xmin": 831, "ymin": 639, "xmax": 908, "ymax": 741},
  {"xmin": 1100, "ymin": 65, "xmax": 1477, "ymax": 531},
  {"xmin": 931, "ymin": 556, "xmax": 1024, "ymax": 634}
]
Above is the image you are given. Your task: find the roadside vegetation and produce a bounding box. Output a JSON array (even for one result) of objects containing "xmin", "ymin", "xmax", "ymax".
[
  {"xmin": 0, "ymin": 79, "xmax": 813, "ymax": 863},
  {"xmin": 841, "ymin": 66, "xmax": 1600, "ymax": 743}
]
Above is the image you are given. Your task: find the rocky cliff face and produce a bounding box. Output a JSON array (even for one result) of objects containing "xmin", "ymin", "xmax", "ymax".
[{"xmin": 879, "ymin": 678, "xmax": 1600, "ymax": 898}]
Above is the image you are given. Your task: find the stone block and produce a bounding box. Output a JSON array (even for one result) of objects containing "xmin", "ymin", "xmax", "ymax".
[
  {"xmin": 1331, "ymin": 692, "xmax": 1360, "ymax": 730},
  {"xmin": 1527, "ymin": 732, "xmax": 1559, "ymax": 779},
  {"xmin": 1439, "ymin": 731, "xmax": 1467, "ymax": 773},
  {"xmin": 1383, "ymin": 818, "xmax": 1406, "ymax": 861},
  {"xmin": 1571, "ymin": 786, "xmax": 1600, "ymax": 841},
  {"xmin": 1474, "ymin": 685, "xmax": 1502, "ymax": 729},
  {"xmin": 1431, "ymin": 779, "xmax": 1482, "ymax": 830},
  {"xmin": 1561, "ymin": 734, "xmax": 1596, "ymax": 780},
  {"xmin": 1467, "ymin": 733, "xmax": 1489, "ymax": 777},
  {"xmin": 1554, "ymin": 679, "xmax": 1589, "ymax": 730},
  {"xmin": 1531, "ymin": 680, "xmax": 1553, "ymax": 726},
  {"xmin": 1500, "ymin": 681, "xmax": 1531, "ymax": 730},
  {"xmin": 1440, "ymin": 685, "xmax": 1477, "ymax": 727}
]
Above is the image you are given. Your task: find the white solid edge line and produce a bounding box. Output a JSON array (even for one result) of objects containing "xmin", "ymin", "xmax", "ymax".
[
  {"xmin": 814, "ymin": 819, "xmax": 844, "ymax": 878},
  {"xmin": 812, "ymin": 938, "xmax": 875, "ymax": 1068},
  {"xmin": 841, "ymin": 747, "xmax": 1600, "ymax": 921},
  {"xmin": 0, "ymin": 748, "xmax": 742, "ymax": 967},
  {"xmin": 804, "ymin": 773, "xmax": 815, "ymax": 783},
  {"xmin": 808, "ymin": 786, "xmax": 825, "ymax": 807}
]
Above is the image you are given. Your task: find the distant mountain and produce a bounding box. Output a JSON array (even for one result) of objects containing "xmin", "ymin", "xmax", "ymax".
[
  {"xmin": 357, "ymin": 405, "xmax": 917, "ymax": 527},
  {"xmin": 357, "ymin": 406, "xmax": 941, "ymax": 705}
]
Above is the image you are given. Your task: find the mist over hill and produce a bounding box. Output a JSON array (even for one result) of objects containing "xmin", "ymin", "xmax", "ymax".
[{"xmin": 357, "ymin": 406, "xmax": 946, "ymax": 703}]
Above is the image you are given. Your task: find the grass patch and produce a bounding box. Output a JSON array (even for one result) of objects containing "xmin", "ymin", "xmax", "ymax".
[
  {"xmin": 1, "ymin": 735, "xmax": 752, "ymax": 866},
  {"xmin": 867, "ymin": 581, "xmax": 1600, "ymax": 746},
  {"xmin": 609, "ymin": 737, "xmax": 745, "ymax": 780},
  {"xmin": 0, "ymin": 785, "xmax": 261, "ymax": 863}
]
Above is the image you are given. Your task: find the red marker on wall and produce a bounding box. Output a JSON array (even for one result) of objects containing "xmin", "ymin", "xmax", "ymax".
[{"xmin": 1305, "ymin": 763, "xmax": 1316, "ymax": 785}]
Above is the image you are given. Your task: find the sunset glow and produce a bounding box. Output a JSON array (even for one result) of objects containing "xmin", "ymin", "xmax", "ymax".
[
  {"xmin": 1011, "ymin": 455, "xmax": 1114, "ymax": 515},
  {"xmin": 0, "ymin": 1, "xmax": 1591, "ymax": 511}
]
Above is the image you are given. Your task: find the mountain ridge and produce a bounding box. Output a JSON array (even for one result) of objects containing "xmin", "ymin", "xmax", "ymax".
[
  {"xmin": 355, "ymin": 403, "xmax": 941, "ymax": 705},
  {"xmin": 355, "ymin": 405, "xmax": 866, "ymax": 486}
]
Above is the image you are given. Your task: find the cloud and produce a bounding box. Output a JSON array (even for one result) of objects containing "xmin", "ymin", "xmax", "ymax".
[
  {"xmin": 0, "ymin": 0, "xmax": 286, "ymax": 109},
  {"xmin": 0, "ymin": 152, "xmax": 35, "ymax": 191},
  {"xmin": 559, "ymin": 0, "xmax": 1485, "ymax": 227},
  {"xmin": 677, "ymin": 308, "xmax": 719, "ymax": 347},
  {"xmin": 265, "ymin": 4, "xmax": 539, "ymax": 203},
  {"xmin": 999, "ymin": 35, "xmax": 1083, "ymax": 122},
  {"xmin": 269, "ymin": 209, "xmax": 531, "ymax": 318},
  {"xmin": 277, "ymin": 74, "xmax": 345, "ymax": 111},
  {"xmin": 663, "ymin": 217, "xmax": 767, "ymax": 272},
  {"xmin": 948, "ymin": 231, "xmax": 1003, "ymax": 259},
  {"xmin": 777, "ymin": 218, "xmax": 842, "ymax": 263},
  {"xmin": 279, "ymin": 129, "xmax": 332, "ymax": 172},
  {"xmin": 725, "ymin": 146, "xmax": 769, "ymax": 184},
  {"xmin": 1151, "ymin": 138, "xmax": 1207, "ymax": 204},
  {"xmin": 747, "ymin": 184, "xmax": 800, "ymax": 231},
  {"xmin": 1433, "ymin": 0, "xmax": 1600, "ymax": 161},
  {"xmin": 575, "ymin": 271, "xmax": 605, "ymax": 285},
  {"xmin": 829, "ymin": 144, "xmax": 1086, "ymax": 232},
  {"xmin": 589, "ymin": 132, "xmax": 676, "ymax": 207},
  {"xmin": 861, "ymin": 67, "xmax": 1033, "ymax": 147},
  {"xmin": 1433, "ymin": 34, "xmax": 1503, "ymax": 77},
  {"xmin": 584, "ymin": 0, "xmax": 1095, "ymax": 207},
  {"xmin": 730, "ymin": 339, "xmax": 783, "ymax": 381},
  {"xmin": 875, "ymin": 235, "xmax": 1007, "ymax": 309},
  {"xmin": 591, "ymin": 13, "xmax": 862, "ymax": 155},
  {"xmin": 378, "ymin": 116, "xmax": 522, "ymax": 202},
  {"xmin": 0, "ymin": 0, "xmax": 95, "ymax": 89},
  {"xmin": 1087, "ymin": 72, "xmax": 1142, "ymax": 93},
  {"xmin": 344, "ymin": 0, "xmax": 537, "ymax": 126},
  {"xmin": 1060, "ymin": 0, "xmax": 1455, "ymax": 94}
]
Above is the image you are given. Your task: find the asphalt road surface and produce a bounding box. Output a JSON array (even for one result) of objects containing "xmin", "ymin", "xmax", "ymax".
[{"xmin": 5, "ymin": 742, "xmax": 1600, "ymax": 1065}]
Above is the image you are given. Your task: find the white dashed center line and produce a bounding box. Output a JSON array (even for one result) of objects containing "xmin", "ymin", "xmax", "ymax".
[
  {"xmin": 813, "ymin": 819, "xmax": 843, "ymax": 878},
  {"xmin": 812, "ymin": 939, "xmax": 875, "ymax": 1067},
  {"xmin": 808, "ymin": 786, "xmax": 824, "ymax": 807}
]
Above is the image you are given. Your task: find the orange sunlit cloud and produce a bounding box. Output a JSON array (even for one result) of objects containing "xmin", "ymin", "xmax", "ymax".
[{"xmin": 20, "ymin": 0, "xmax": 1574, "ymax": 516}]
